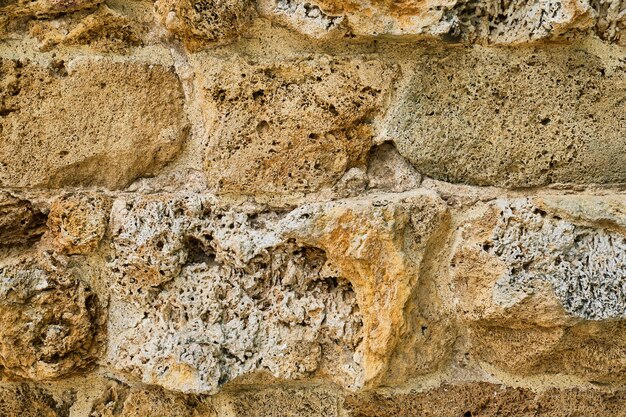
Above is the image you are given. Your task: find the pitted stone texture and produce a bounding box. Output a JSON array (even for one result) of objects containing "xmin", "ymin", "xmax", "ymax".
[
  {"xmin": 592, "ymin": 0, "xmax": 626, "ymax": 44},
  {"xmin": 107, "ymin": 190, "xmax": 447, "ymax": 392},
  {"xmin": 0, "ymin": 0, "xmax": 102, "ymax": 37},
  {"xmin": 108, "ymin": 194, "xmax": 210, "ymax": 298},
  {"xmin": 0, "ymin": 0, "xmax": 102, "ymax": 18},
  {"xmin": 108, "ymin": 193, "xmax": 362, "ymax": 393},
  {"xmin": 388, "ymin": 46, "xmax": 626, "ymax": 187},
  {"xmin": 345, "ymin": 382, "xmax": 626, "ymax": 417},
  {"xmin": 0, "ymin": 191, "xmax": 47, "ymax": 246},
  {"xmin": 258, "ymin": 0, "xmax": 600, "ymax": 42},
  {"xmin": 154, "ymin": 0, "xmax": 255, "ymax": 51},
  {"xmin": 284, "ymin": 190, "xmax": 450, "ymax": 386},
  {"xmin": 46, "ymin": 193, "xmax": 110, "ymax": 255},
  {"xmin": 0, "ymin": 58, "xmax": 188, "ymax": 189},
  {"xmin": 0, "ymin": 384, "xmax": 74, "ymax": 417},
  {"xmin": 89, "ymin": 382, "xmax": 216, "ymax": 417},
  {"xmin": 488, "ymin": 199, "xmax": 626, "ymax": 320},
  {"xmin": 0, "ymin": 256, "xmax": 102, "ymax": 380},
  {"xmin": 225, "ymin": 386, "xmax": 340, "ymax": 417},
  {"xmin": 27, "ymin": 3, "xmax": 150, "ymax": 52},
  {"xmin": 197, "ymin": 55, "xmax": 397, "ymax": 198},
  {"xmin": 452, "ymin": 197, "xmax": 626, "ymax": 381}
]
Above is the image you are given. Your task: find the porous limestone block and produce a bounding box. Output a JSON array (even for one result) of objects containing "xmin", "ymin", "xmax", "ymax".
[
  {"xmin": 283, "ymin": 190, "xmax": 451, "ymax": 386},
  {"xmin": 0, "ymin": 58, "xmax": 188, "ymax": 189},
  {"xmin": 107, "ymin": 193, "xmax": 364, "ymax": 393},
  {"xmin": 105, "ymin": 190, "xmax": 448, "ymax": 393},
  {"xmin": 0, "ymin": 255, "xmax": 103, "ymax": 380},
  {"xmin": 258, "ymin": 0, "xmax": 606, "ymax": 43},
  {"xmin": 388, "ymin": 46, "xmax": 626, "ymax": 187},
  {"xmin": 154, "ymin": 0, "xmax": 256, "ymax": 50},
  {"xmin": 45, "ymin": 193, "xmax": 111, "ymax": 255},
  {"xmin": 452, "ymin": 195, "xmax": 626, "ymax": 381},
  {"xmin": 27, "ymin": 2, "xmax": 154, "ymax": 52},
  {"xmin": 344, "ymin": 382, "xmax": 626, "ymax": 417},
  {"xmin": 221, "ymin": 386, "xmax": 341, "ymax": 417},
  {"xmin": 196, "ymin": 54, "xmax": 398, "ymax": 199},
  {"xmin": 89, "ymin": 382, "xmax": 216, "ymax": 417}
]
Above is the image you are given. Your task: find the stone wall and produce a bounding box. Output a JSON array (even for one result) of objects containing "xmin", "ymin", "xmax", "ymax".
[{"xmin": 0, "ymin": 0, "xmax": 625, "ymax": 415}]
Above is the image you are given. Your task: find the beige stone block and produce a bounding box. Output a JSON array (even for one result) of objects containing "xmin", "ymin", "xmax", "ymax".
[
  {"xmin": 0, "ymin": 58, "xmax": 188, "ymax": 189},
  {"xmin": 196, "ymin": 54, "xmax": 398, "ymax": 199},
  {"xmin": 105, "ymin": 190, "xmax": 448, "ymax": 393},
  {"xmin": 389, "ymin": 47, "xmax": 626, "ymax": 187},
  {"xmin": 452, "ymin": 195, "xmax": 626, "ymax": 381}
]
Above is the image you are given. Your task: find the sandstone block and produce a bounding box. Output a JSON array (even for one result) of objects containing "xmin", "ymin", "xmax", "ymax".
[
  {"xmin": 0, "ymin": 256, "xmax": 103, "ymax": 380},
  {"xmin": 154, "ymin": 0, "xmax": 255, "ymax": 50},
  {"xmin": 0, "ymin": 58, "xmax": 188, "ymax": 189},
  {"xmin": 106, "ymin": 190, "xmax": 447, "ymax": 393},
  {"xmin": 452, "ymin": 196, "xmax": 626, "ymax": 381},
  {"xmin": 197, "ymin": 55, "xmax": 397, "ymax": 198},
  {"xmin": 388, "ymin": 47, "xmax": 626, "ymax": 187}
]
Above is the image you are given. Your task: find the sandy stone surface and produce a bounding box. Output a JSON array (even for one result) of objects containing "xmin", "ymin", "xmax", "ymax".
[{"xmin": 0, "ymin": 0, "xmax": 624, "ymax": 415}]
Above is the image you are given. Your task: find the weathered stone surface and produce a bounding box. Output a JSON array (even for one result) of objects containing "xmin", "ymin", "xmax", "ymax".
[
  {"xmin": 89, "ymin": 382, "xmax": 215, "ymax": 417},
  {"xmin": 284, "ymin": 190, "xmax": 450, "ymax": 386},
  {"xmin": 344, "ymin": 382, "xmax": 626, "ymax": 417},
  {"xmin": 197, "ymin": 55, "xmax": 397, "ymax": 198},
  {"xmin": 388, "ymin": 46, "xmax": 626, "ymax": 187},
  {"xmin": 0, "ymin": 0, "xmax": 102, "ymax": 37},
  {"xmin": 0, "ymin": 0, "xmax": 102, "ymax": 18},
  {"xmin": 592, "ymin": 0, "xmax": 626, "ymax": 44},
  {"xmin": 27, "ymin": 2, "xmax": 150, "ymax": 52},
  {"xmin": 107, "ymin": 193, "xmax": 363, "ymax": 393},
  {"xmin": 0, "ymin": 384, "xmax": 74, "ymax": 417},
  {"xmin": 0, "ymin": 191, "xmax": 46, "ymax": 246},
  {"xmin": 534, "ymin": 194, "xmax": 626, "ymax": 234},
  {"xmin": 0, "ymin": 58, "xmax": 188, "ymax": 189},
  {"xmin": 106, "ymin": 190, "xmax": 446, "ymax": 393},
  {"xmin": 225, "ymin": 386, "xmax": 340, "ymax": 417},
  {"xmin": 452, "ymin": 196, "xmax": 626, "ymax": 380},
  {"xmin": 154, "ymin": 0, "xmax": 255, "ymax": 50},
  {"xmin": 259, "ymin": 0, "xmax": 623, "ymax": 44},
  {"xmin": 1, "ymin": 0, "xmax": 626, "ymax": 410},
  {"xmin": 366, "ymin": 143, "xmax": 422, "ymax": 193},
  {"xmin": 0, "ymin": 255, "xmax": 102, "ymax": 380},
  {"xmin": 45, "ymin": 193, "xmax": 110, "ymax": 255}
]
